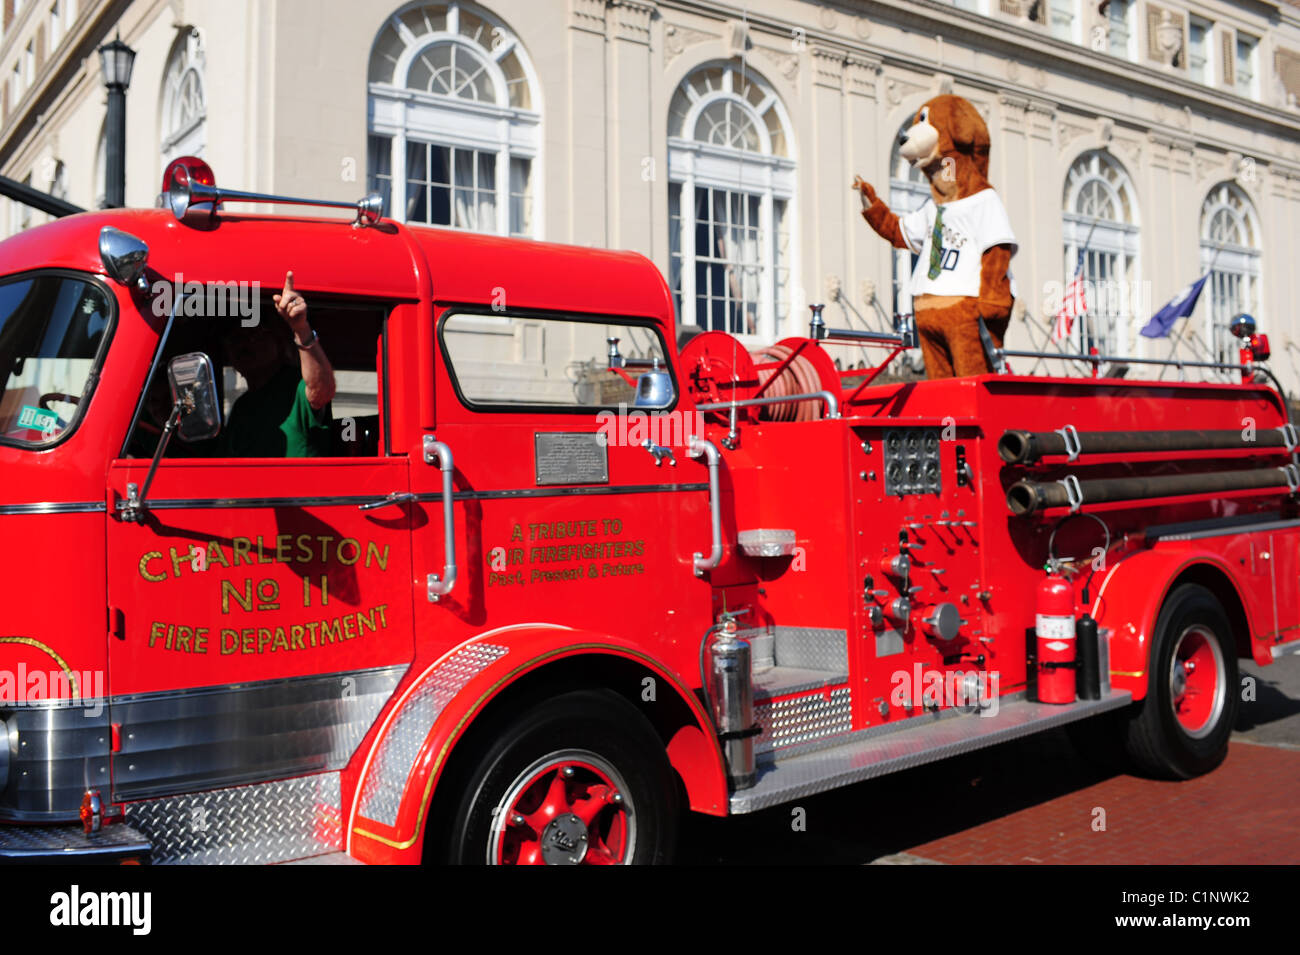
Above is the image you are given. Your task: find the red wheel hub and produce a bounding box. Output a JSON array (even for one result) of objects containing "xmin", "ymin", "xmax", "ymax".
[
  {"xmin": 1169, "ymin": 625, "xmax": 1224, "ymax": 737},
  {"xmin": 492, "ymin": 756, "xmax": 632, "ymax": 865}
]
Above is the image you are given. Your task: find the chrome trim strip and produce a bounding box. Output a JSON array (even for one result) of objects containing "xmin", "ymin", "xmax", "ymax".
[
  {"xmin": 0, "ymin": 501, "xmax": 107, "ymax": 515},
  {"xmin": 0, "ymin": 702, "xmax": 111, "ymax": 822},
  {"xmin": 114, "ymin": 493, "xmax": 391, "ymax": 511},
  {"xmin": 105, "ymin": 484, "xmax": 710, "ymax": 513},
  {"xmin": 110, "ymin": 665, "xmax": 405, "ymax": 801}
]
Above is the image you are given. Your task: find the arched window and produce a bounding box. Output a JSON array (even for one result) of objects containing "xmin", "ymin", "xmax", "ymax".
[
  {"xmin": 1062, "ymin": 150, "xmax": 1140, "ymax": 355},
  {"xmin": 367, "ymin": 1, "xmax": 540, "ymax": 237},
  {"xmin": 889, "ymin": 118, "xmax": 931, "ymax": 319},
  {"xmin": 1200, "ymin": 183, "xmax": 1261, "ymax": 363},
  {"xmin": 160, "ymin": 30, "xmax": 207, "ymax": 163},
  {"xmin": 667, "ymin": 61, "xmax": 795, "ymax": 339}
]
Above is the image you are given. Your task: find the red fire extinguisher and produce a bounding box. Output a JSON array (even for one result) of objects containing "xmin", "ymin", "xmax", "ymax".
[{"xmin": 1036, "ymin": 567, "xmax": 1077, "ymax": 704}]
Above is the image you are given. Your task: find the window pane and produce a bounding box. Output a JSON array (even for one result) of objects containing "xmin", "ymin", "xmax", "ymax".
[
  {"xmin": 442, "ymin": 313, "xmax": 671, "ymax": 409},
  {"xmin": 405, "ymin": 142, "xmax": 429, "ymax": 222},
  {"xmin": 367, "ymin": 134, "xmax": 393, "ymax": 217},
  {"xmin": 0, "ymin": 275, "xmax": 112, "ymax": 447},
  {"xmin": 509, "ymin": 156, "xmax": 532, "ymax": 237}
]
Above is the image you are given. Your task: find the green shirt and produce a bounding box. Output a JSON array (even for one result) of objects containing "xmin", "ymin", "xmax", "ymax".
[{"xmin": 223, "ymin": 365, "xmax": 332, "ymax": 458}]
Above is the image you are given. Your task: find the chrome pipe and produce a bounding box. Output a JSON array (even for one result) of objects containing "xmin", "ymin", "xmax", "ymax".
[
  {"xmin": 998, "ymin": 349, "xmax": 1249, "ymax": 374},
  {"xmin": 689, "ymin": 437, "xmax": 723, "ymax": 575},
  {"xmin": 423, "ymin": 436, "xmax": 458, "ymax": 600},
  {"xmin": 696, "ymin": 390, "xmax": 840, "ymax": 419}
]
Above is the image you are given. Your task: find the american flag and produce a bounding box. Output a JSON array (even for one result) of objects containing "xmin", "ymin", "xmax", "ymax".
[{"xmin": 1053, "ymin": 257, "xmax": 1087, "ymax": 342}]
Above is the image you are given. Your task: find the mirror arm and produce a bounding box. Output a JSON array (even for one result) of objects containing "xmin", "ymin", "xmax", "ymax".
[{"xmin": 121, "ymin": 403, "xmax": 181, "ymax": 523}]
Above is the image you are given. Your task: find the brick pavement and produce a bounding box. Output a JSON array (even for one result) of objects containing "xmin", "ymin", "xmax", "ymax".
[{"xmin": 904, "ymin": 742, "xmax": 1300, "ymax": 864}]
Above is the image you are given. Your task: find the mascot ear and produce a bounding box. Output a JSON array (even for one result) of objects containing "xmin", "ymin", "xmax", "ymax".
[{"xmin": 947, "ymin": 97, "xmax": 990, "ymax": 151}]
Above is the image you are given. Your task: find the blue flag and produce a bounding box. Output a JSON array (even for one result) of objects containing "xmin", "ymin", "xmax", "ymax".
[{"xmin": 1140, "ymin": 275, "xmax": 1209, "ymax": 338}]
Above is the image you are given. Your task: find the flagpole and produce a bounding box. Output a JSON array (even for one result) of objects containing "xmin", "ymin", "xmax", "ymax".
[
  {"xmin": 1156, "ymin": 245, "xmax": 1221, "ymax": 381},
  {"xmin": 1071, "ymin": 217, "xmax": 1100, "ymax": 362}
]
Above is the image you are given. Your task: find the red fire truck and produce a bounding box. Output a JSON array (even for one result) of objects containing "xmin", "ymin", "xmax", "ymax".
[{"xmin": 0, "ymin": 159, "xmax": 1296, "ymax": 865}]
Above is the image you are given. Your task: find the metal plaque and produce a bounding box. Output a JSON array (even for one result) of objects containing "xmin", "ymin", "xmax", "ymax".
[{"xmin": 534, "ymin": 432, "xmax": 609, "ymax": 486}]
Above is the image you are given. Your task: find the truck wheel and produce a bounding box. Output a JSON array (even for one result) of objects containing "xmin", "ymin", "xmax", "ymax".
[
  {"xmin": 440, "ymin": 689, "xmax": 678, "ymax": 865},
  {"xmin": 1122, "ymin": 584, "xmax": 1238, "ymax": 779}
]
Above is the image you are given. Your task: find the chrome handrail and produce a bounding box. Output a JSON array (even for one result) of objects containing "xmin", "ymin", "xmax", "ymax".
[
  {"xmin": 423, "ymin": 436, "xmax": 457, "ymax": 601},
  {"xmin": 689, "ymin": 437, "xmax": 723, "ymax": 576},
  {"xmin": 696, "ymin": 390, "xmax": 841, "ymax": 419}
]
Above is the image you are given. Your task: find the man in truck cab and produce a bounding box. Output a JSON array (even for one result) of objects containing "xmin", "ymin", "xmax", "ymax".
[
  {"xmin": 135, "ymin": 271, "xmax": 337, "ymax": 458},
  {"xmin": 221, "ymin": 271, "xmax": 336, "ymax": 457}
]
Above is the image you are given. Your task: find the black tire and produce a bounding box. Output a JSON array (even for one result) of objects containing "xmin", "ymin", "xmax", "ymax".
[
  {"xmin": 437, "ymin": 689, "xmax": 679, "ymax": 865},
  {"xmin": 1121, "ymin": 584, "xmax": 1238, "ymax": 779}
]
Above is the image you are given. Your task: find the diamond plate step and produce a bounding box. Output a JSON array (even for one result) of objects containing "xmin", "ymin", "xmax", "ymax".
[
  {"xmin": 0, "ymin": 821, "xmax": 152, "ymax": 862},
  {"xmin": 730, "ymin": 690, "xmax": 1132, "ymax": 813}
]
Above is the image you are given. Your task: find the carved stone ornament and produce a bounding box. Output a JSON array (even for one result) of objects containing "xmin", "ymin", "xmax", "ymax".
[
  {"xmin": 664, "ymin": 23, "xmax": 715, "ymax": 65},
  {"xmin": 757, "ymin": 45, "xmax": 800, "ymax": 82},
  {"xmin": 1155, "ymin": 10, "xmax": 1183, "ymax": 67},
  {"xmin": 886, "ymin": 76, "xmax": 928, "ymax": 106}
]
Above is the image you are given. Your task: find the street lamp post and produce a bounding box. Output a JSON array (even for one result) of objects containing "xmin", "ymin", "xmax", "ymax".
[{"xmin": 98, "ymin": 34, "xmax": 137, "ymax": 209}]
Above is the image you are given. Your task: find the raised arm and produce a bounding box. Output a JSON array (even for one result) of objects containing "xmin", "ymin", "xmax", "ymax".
[
  {"xmin": 274, "ymin": 270, "xmax": 336, "ymax": 410},
  {"xmin": 853, "ymin": 176, "xmax": 909, "ymax": 250}
]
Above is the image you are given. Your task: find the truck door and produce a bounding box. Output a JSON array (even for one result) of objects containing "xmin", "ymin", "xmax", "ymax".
[
  {"xmin": 414, "ymin": 307, "xmax": 716, "ymax": 646},
  {"xmin": 104, "ymin": 301, "xmax": 414, "ymax": 803}
]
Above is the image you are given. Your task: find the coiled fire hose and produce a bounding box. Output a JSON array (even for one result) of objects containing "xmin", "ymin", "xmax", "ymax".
[{"xmin": 750, "ymin": 344, "xmax": 825, "ymax": 422}]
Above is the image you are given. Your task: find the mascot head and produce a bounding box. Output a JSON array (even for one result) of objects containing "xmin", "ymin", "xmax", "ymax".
[{"xmin": 898, "ymin": 94, "xmax": 990, "ymax": 194}]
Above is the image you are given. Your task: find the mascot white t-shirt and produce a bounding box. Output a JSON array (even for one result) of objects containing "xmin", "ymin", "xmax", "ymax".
[{"xmin": 900, "ymin": 188, "xmax": 1018, "ymax": 298}]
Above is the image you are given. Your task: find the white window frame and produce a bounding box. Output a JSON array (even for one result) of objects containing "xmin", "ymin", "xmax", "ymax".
[
  {"xmin": 1188, "ymin": 15, "xmax": 1213, "ymax": 85},
  {"xmin": 49, "ymin": 1, "xmax": 61, "ymax": 50},
  {"xmin": 1235, "ymin": 31, "xmax": 1259, "ymax": 100},
  {"xmin": 1107, "ymin": 0, "xmax": 1137, "ymax": 60},
  {"xmin": 667, "ymin": 62, "xmax": 797, "ymax": 344},
  {"xmin": 889, "ymin": 120, "xmax": 932, "ymax": 321},
  {"xmin": 1200, "ymin": 182, "xmax": 1261, "ymax": 363},
  {"xmin": 1062, "ymin": 150, "xmax": 1141, "ymax": 357},
  {"xmin": 367, "ymin": 1, "xmax": 542, "ymax": 238},
  {"xmin": 160, "ymin": 30, "xmax": 207, "ymax": 163}
]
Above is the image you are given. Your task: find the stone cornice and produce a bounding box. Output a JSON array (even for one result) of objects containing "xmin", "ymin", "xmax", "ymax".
[{"xmin": 652, "ymin": 0, "xmax": 1300, "ymax": 142}]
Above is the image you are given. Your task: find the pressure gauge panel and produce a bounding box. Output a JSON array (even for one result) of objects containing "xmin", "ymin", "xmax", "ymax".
[{"xmin": 882, "ymin": 427, "xmax": 943, "ymax": 497}]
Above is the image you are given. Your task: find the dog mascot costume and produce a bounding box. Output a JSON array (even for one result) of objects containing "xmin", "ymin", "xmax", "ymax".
[{"xmin": 854, "ymin": 95, "xmax": 1017, "ymax": 379}]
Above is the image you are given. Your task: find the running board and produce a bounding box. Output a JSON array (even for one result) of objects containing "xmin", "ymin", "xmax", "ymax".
[{"xmin": 730, "ymin": 690, "xmax": 1132, "ymax": 814}]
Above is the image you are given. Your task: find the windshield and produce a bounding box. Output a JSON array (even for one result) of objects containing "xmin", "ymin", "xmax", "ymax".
[{"xmin": 0, "ymin": 272, "xmax": 114, "ymax": 448}]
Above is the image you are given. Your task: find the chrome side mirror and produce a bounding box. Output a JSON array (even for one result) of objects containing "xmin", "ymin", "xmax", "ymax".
[
  {"xmin": 121, "ymin": 352, "xmax": 222, "ymax": 523},
  {"xmin": 167, "ymin": 352, "xmax": 222, "ymax": 443},
  {"xmin": 99, "ymin": 226, "xmax": 149, "ymax": 288}
]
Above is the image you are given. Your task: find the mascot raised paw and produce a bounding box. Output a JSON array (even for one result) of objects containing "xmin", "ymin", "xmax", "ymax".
[{"xmin": 853, "ymin": 94, "xmax": 1017, "ymax": 379}]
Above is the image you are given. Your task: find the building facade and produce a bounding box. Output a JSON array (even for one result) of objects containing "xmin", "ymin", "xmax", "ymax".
[{"xmin": 4, "ymin": 0, "xmax": 1300, "ymax": 386}]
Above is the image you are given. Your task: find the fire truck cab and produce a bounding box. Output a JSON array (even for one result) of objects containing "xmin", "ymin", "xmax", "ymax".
[{"xmin": 0, "ymin": 164, "xmax": 1297, "ymax": 864}]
